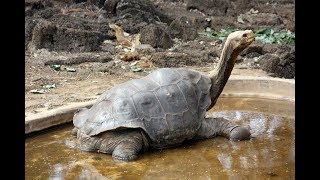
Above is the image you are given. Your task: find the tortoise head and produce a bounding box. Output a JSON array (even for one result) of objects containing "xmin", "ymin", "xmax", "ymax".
[
  {"xmin": 226, "ymin": 30, "xmax": 255, "ymax": 53},
  {"xmin": 109, "ymin": 23, "xmax": 119, "ymax": 29}
]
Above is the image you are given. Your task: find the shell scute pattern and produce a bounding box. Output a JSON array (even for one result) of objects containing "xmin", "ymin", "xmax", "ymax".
[
  {"xmin": 176, "ymin": 80, "xmax": 198, "ymax": 115},
  {"xmin": 74, "ymin": 68, "xmax": 212, "ymax": 147},
  {"xmin": 131, "ymin": 91, "xmax": 165, "ymax": 119},
  {"xmin": 155, "ymin": 84, "xmax": 188, "ymax": 114}
]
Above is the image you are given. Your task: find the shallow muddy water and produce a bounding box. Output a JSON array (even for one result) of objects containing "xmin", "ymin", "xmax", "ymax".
[{"xmin": 25, "ymin": 97, "xmax": 295, "ymax": 179}]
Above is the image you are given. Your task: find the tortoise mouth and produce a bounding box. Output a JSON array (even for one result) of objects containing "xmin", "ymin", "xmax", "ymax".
[
  {"xmin": 247, "ymin": 36, "xmax": 255, "ymax": 42},
  {"xmin": 240, "ymin": 36, "xmax": 255, "ymax": 47}
]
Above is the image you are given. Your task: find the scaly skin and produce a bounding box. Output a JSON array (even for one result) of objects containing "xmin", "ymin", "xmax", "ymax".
[
  {"xmin": 73, "ymin": 128, "xmax": 148, "ymax": 161},
  {"xmin": 73, "ymin": 116, "xmax": 251, "ymax": 161},
  {"xmin": 194, "ymin": 117, "xmax": 251, "ymax": 141},
  {"xmin": 208, "ymin": 30, "xmax": 255, "ymax": 110}
]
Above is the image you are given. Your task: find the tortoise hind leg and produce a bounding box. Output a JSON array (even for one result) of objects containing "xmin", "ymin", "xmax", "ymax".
[
  {"xmin": 76, "ymin": 128, "xmax": 148, "ymax": 161},
  {"xmin": 112, "ymin": 140, "xmax": 142, "ymax": 161},
  {"xmin": 195, "ymin": 117, "xmax": 251, "ymax": 141},
  {"xmin": 77, "ymin": 131, "xmax": 101, "ymax": 152},
  {"xmin": 111, "ymin": 129, "xmax": 147, "ymax": 161}
]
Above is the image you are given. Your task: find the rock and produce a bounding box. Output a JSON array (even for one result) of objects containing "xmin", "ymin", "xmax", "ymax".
[
  {"xmin": 28, "ymin": 20, "xmax": 110, "ymax": 52},
  {"xmin": 241, "ymin": 41, "xmax": 263, "ymax": 56},
  {"xmin": 151, "ymin": 52, "xmax": 190, "ymax": 67},
  {"xmin": 230, "ymin": 0, "xmax": 254, "ymax": 15},
  {"xmin": 237, "ymin": 13, "xmax": 283, "ymax": 27},
  {"xmin": 135, "ymin": 44, "xmax": 156, "ymax": 55},
  {"xmin": 101, "ymin": 40, "xmax": 117, "ymax": 54},
  {"xmin": 71, "ymin": 0, "xmax": 105, "ymax": 7},
  {"xmin": 73, "ymin": 0, "xmax": 87, "ymax": 3},
  {"xmin": 262, "ymin": 44, "xmax": 293, "ymax": 55},
  {"xmin": 262, "ymin": 44, "xmax": 279, "ymax": 54},
  {"xmin": 87, "ymin": 0, "xmax": 105, "ymax": 7},
  {"xmin": 275, "ymin": 45, "xmax": 294, "ymax": 55},
  {"xmin": 25, "ymin": 0, "xmax": 53, "ymax": 17},
  {"xmin": 140, "ymin": 24, "xmax": 174, "ymax": 49},
  {"xmin": 25, "ymin": 18, "xmax": 40, "ymax": 48},
  {"xmin": 186, "ymin": 0, "xmax": 232, "ymax": 16},
  {"xmin": 245, "ymin": 52, "xmax": 261, "ymax": 58},
  {"xmin": 47, "ymin": 14, "xmax": 113, "ymax": 35},
  {"xmin": 258, "ymin": 52, "xmax": 295, "ymax": 79},
  {"xmin": 163, "ymin": 0, "xmax": 184, "ymax": 2},
  {"xmin": 168, "ymin": 16, "xmax": 198, "ymax": 41},
  {"xmin": 54, "ymin": 27, "xmax": 109, "ymax": 52},
  {"xmin": 105, "ymin": 0, "xmax": 172, "ymax": 34},
  {"xmin": 209, "ymin": 16, "xmax": 236, "ymax": 31},
  {"xmin": 25, "ymin": 1, "xmax": 117, "ymax": 52},
  {"xmin": 150, "ymin": 51, "xmax": 212, "ymax": 67},
  {"xmin": 33, "ymin": 7, "xmax": 61, "ymax": 19},
  {"xmin": 29, "ymin": 20, "xmax": 57, "ymax": 50},
  {"xmin": 193, "ymin": 17, "xmax": 212, "ymax": 30},
  {"xmin": 44, "ymin": 52, "xmax": 113, "ymax": 65},
  {"xmin": 94, "ymin": 60, "xmax": 118, "ymax": 73}
]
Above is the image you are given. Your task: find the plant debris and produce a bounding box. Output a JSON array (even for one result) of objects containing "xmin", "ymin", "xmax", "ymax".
[
  {"xmin": 42, "ymin": 84, "xmax": 56, "ymax": 89},
  {"xmin": 199, "ymin": 28, "xmax": 295, "ymax": 44},
  {"xmin": 65, "ymin": 67, "xmax": 76, "ymax": 72},
  {"xmin": 29, "ymin": 89, "xmax": 49, "ymax": 94},
  {"xmin": 50, "ymin": 64, "xmax": 61, "ymax": 71},
  {"xmin": 130, "ymin": 65, "xmax": 142, "ymax": 72},
  {"xmin": 49, "ymin": 64, "xmax": 76, "ymax": 72},
  {"xmin": 30, "ymin": 84, "xmax": 56, "ymax": 94}
]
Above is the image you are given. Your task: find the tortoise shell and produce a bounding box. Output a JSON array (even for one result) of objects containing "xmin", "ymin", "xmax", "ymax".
[{"xmin": 73, "ymin": 68, "xmax": 212, "ymax": 148}]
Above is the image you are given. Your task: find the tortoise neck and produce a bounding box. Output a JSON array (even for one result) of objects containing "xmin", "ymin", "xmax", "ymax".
[{"xmin": 208, "ymin": 41, "xmax": 240, "ymax": 104}]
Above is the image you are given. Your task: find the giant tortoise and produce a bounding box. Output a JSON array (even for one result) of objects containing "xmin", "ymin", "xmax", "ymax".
[{"xmin": 72, "ymin": 30, "xmax": 255, "ymax": 161}]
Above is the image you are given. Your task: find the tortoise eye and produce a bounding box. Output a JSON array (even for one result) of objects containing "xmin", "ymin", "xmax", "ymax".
[{"xmin": 242, "ymin": 33, "xmax": 247, "ymax": 37}]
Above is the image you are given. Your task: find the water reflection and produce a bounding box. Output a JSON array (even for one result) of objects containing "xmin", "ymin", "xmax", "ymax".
[
  {"xmin": 217, "ymin": 153, "xmax": 233, "ymax": 170},
  {"xmin": 26, "ymin": 98, "xmax": 295, "ymax": 179},
  {"xmin": 49, "ymin": 164, "xmax": 64, "ymax": 180}
]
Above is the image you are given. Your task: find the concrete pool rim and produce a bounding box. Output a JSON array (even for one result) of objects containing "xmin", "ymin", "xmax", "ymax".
[{"xmin": 25, "ymin": 75, "xmax": 295, "ymax": 134}]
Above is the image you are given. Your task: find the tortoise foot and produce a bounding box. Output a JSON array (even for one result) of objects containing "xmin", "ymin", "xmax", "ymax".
[{"xmin": 229, "ymin": 126, "xmax": 251, "ymax": 141}]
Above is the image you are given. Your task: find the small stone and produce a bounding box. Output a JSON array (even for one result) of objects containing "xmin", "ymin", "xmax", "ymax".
[{"xmin": 267, "ymin": 171, "xmax": 278, "ymax": 177}]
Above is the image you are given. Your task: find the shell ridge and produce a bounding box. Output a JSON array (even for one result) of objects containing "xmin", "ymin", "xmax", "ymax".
[
  {"xmin": 128, "ymin": 80, "xmax": 141, "ymax": 91},
  {"xmin": 146, "ymin": 75, "xmax": 160, "ymax": 86},
  {"xmin": 153, "ymin": 86, "xmax": 171, "ymax": 133},
  {"xmin": 175, "ymin": 79, "xmax": 190, "ymax": 111},
  {"xmin": 130, "ymin": 96, "xmax": 140, "ymax": 122}
]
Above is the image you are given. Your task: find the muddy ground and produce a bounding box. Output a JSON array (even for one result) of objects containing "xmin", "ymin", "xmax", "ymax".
[{"xmin": 25, "ymin": 0, "xmax": 295, "ymax": 117}]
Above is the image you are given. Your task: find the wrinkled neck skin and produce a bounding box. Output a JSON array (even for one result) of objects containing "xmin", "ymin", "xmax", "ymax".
[{"xmin": 208, "ymin": 41, "xmax": 240, "ymax": 109}]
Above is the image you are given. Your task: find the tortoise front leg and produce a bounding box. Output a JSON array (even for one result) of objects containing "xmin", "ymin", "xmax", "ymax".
[{"xmin": 195, "ymin": 117, "xmax": 251, "ymax": 141}]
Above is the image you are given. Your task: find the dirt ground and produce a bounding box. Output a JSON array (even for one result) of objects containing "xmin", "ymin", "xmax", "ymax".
[
  {"xmin": 25, "ymin": 48, "xmax": 269, "ymax": 117},
  {"xmin": 25, "ymin": 0, "xmax": 294, "ymax": 118}
]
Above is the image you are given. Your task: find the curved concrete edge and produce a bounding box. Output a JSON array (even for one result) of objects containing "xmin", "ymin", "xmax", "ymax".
[
  {"xmin": 25, "ymin": 100, "xmax": 95, "ymax": 134},
  {"xmin": 25, "ymin": 76, "xmax": 295, "ymax": 134},
  {"xmin": 220, "ymin": 93, "xmax": 294, "ymax": 102},
  {"xmin": 223, "ymin": 76, "xmax": 295, "ymax": 102}
]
